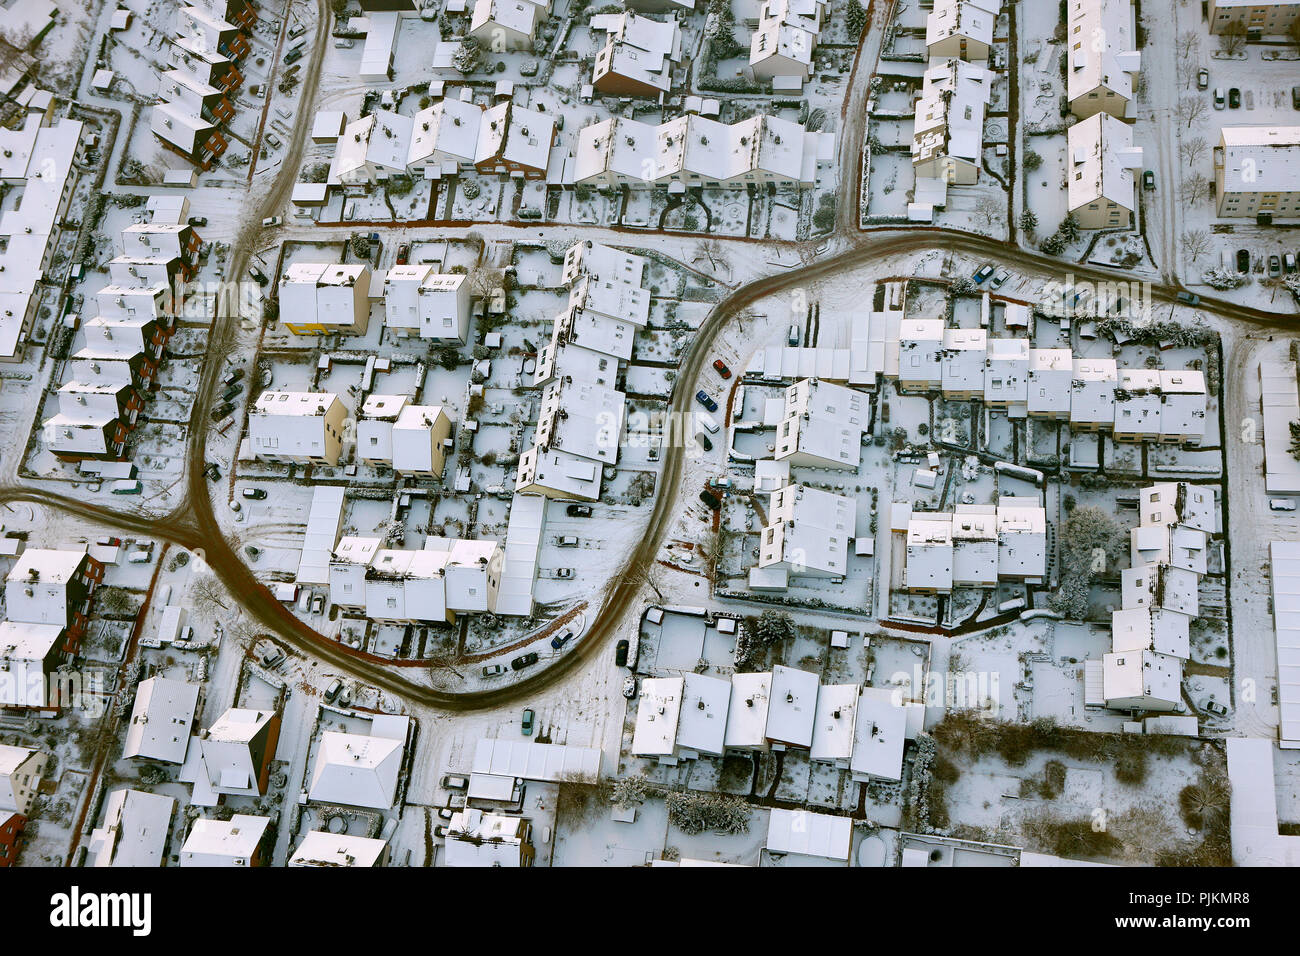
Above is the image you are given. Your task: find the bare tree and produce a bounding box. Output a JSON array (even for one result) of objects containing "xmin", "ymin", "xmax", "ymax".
[
  {"xmin": 1178, "ymin": 137, "xmax": 1208, "ymax": 167},
  {"xmin": 1179, "ymin": 229, "xmax": 1212, "ymax": 264},
  {"xmin": 693, "ymin": 238, "xmax": 730, "ymax": 276},
  {"xmin": 468, "ymin": 267, "xmax": 504, "ymax": 298},
  {"xmin": 1218, "ymin": 21, "xmax": 1248, "ymax": 56},
  {"xmin": 627, "ymin": 558, "xmax": 665, "ymax": 602},
  {"xmin": 1176, "ymin": 31, "xmax": 1200, "ymax": 60},
  {"xmin": 973, "ymin": 195, "xmax": 1003, "ymax": 229},
  {"xmin": 189, "ymin": 574, "xmax": 229, "ymax": 614},
  {"xmin": 1179, "ymin": 172, "xmax": 1211, "ymax": 205},
  {"xmin": 1176, "ymin": 95, "xmax": 1208, "ymax": 129}
]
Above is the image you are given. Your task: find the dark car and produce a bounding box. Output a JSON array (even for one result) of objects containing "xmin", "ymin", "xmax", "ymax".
[
  {"xmin": 700, "ymin": 489, "xmax": 722, "ymax": 510},
  {"xmin": 203, "ymin": 462, "xmax": 221, "ymax": 481},
  {"xmin": 615, "ymin": 639, "xmax": 629, "ymax": 667},
  {"xmin": 1237, "ymin": 249, "xmax": 1250, "ymax": 273},
  {"xmin": 712, "ymin": 359, "xmax": 732, "ymax": 379},
  {"xmin": 511, "ymin": 653, "xmax": 538, "ymax": 671},
  {"xmin": 1198, "ymin": 68, "xmax": 1209, "ymax": 91},
  {"xmin": 521, "ymin": 708, "xmax": 535, "ymax": 735},
  {"xmin": 550, "ymin": 630, "xmax": 574, "ymax": 650},
  {"xmin": 248, "ymin": 264, "xmax": 268, "ymax": 286},
  {"xmin": 222, "ymin": 368, "xmax": 245, "ymax": 386},
  {"xmin": 221, "ymin": 383, "xmax": 243, "ymax": 402},
  {"xmin": 396, "ymin": 242, "xmax": 410, "ymax": 264},
  {"xmin": 972, "ymin": 263, "xmax": 995, "ymax": 284},
  {"xmin": 210, "ymin": 402, "xmax": 235, "ymax": 423},
  {"xmin": 1176, "ymin": 291, "xmax": 1200, "ymax": 306},
  {"xmin": 566, "ymin": 504, "xmax": 593, "ymax": 517},
  {"xmin": 1142, "ymin": 170, "xmax": 1155, "ymax": 191},
  {"xmin": 189, "ymin": 215, "xmax": 208, "ymax": 227},
  {"xmin": 695, "ymin": 390, "xmax": 718, "ymax": 413},
  {"xmin": 241, "ymin": 487, "xmax": 267, "ymax": 500},
  {"xmin": 1294, "ymin": 86, "xmax": 1300, "ymax": 110},
  {"xmin": 1228, "ymin": 87, "xmax": 1241, "ymax": 109},
  {"xmin": 700, "ymin": 434, "xmax": 713, "ymax": 452},
  {"xmin": 1270, "ymin": 254, "xmax": 1283, "ymax": 278}
]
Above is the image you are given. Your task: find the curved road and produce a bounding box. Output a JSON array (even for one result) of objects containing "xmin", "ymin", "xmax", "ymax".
[{"xmin": 3, "ymin": 217, "xmax": 1296, "ymax": 711}]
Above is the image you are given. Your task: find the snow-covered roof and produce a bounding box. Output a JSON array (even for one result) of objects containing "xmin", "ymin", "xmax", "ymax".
[
  {"xmin": 1270, "ymin": 541, "xmax": 1300, "ymax": 745},
  {"xmin": 926, "ymin": 0, "xmax": 997, "ymax": 51},
  {"xmin": 1112, "ymin": 606, "xmax": 1190, "ymax": 659},
  {"xmin": 905, "ymin": 515, "xmax": 954, "ymax": 591},
  {"xmin": 1102, "ymin": 649, "xmax": 1183, "ymax": 709},
  {"xmin": 309, "ymin": 730, "xmax": 405, "ymax": 809},
  {"xmin": 766, "ymin": 665, "xmax": 819, "ymax": 748},
  {"xmin": 88, "ymin": 788, "xmax": 175, "ymax": 868},
  {"xmin": 1121, "ymin": 563, "xmax": 1199, "ymax": 617},
  {"xmin": 724, "ymin": 672, "xmax": 771, "ymax": 749},
  {"xmin": 0, "ymin": 621, "xmax": 64, "ymax": 708},
  {"xmin": 1067, "ymin": 111, "xmax": 1140, "ymax": 214},
  {"xmin": 124, "ymin": 676, "xmax": 200, "ymax": 763},
  {"xmin": 810, "ymin": 683, "xmax": 858, "ymax": 763},
  {"xmin": 470, "ymin": 738, "xmax": 602, "ymax": 782},
  {"xmin": 1261, "ymin": 361, "xmax": 1300, "ymax": 495},
  {"xmin": 632, "ymin": 677, "xmax": 684, "ymax": 758},
  {"xmin": 759, "ymin": 484, "xmax": 856, "ymax": 577},
  {"xmin": 766, "ymin": 807, "xmax": 851, "ymax": 860},
  {"xmin": 1066, "ymin": 0, "xmax": 1140, "ymax": 108},
  {"xmin": 179, "ymin": 814, "xmax": 269, "ymax": 867},
  {"xmin": 912, "ymin": 58, "xmax": 991, "ymax": 171},
  {"xmin": 851, "ymin": 686, "xmax": 907, "ymax": 781},
  {"xmin": 676, "ymin": 673, "xmax": 731, "ymax": 757},
  {"xmin": 408, "ymin": 98, "xmax": 483, "ymax": 168},
  {"xmin": 290, "ymin": 830, "xmax": 388, "ymax": 867},
  {"xmin": 1140, "ymin": 482, "xmax": 1215, "ymax": 534},
  {"xmin": 1219, "ymin": 126, "xmax": 1300, "ymax": 196}
]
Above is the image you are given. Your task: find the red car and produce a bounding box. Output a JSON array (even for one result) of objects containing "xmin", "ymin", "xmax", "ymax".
[{"xmin": 712, "ymin": 359, "xmax": 732, "ymax": 379}]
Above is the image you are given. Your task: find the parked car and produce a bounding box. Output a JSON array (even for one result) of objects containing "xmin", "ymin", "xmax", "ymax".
[
  {"xmin": 222, "ymin": 368, "xmax": 245, "ymax": 386},
  {"xmin": 1197, "ymin": 68, "xmax": 1209, "ymax": 90},
  {"xmin": 189, "ymin": 215, "xmax": 208, "ymax": 227},
  {"xmin": 521, "ymin": 708, "xmax": 535, "ymax": 735},
  {"xmin": 622, "ymin": 676, "xmax": 637, "ymax": 699},
  {"xmin": 481, "ymin": 663, "xmax": 507, "ymax": 678},
  {"xmin": 1286, "ymin": 252, "xmax": 1298, "ymax": 274},
  {"xmin": 566, "ymin": 504, "xmax": 593, "ymax": 517},
  {"xmin": 396, "ymin": 242, "xmax": 410, "ymax": 264},
  {"xmin": 557, "ymin": 535, "xmax": 579, "ymax": 547},
  {"xmin": 310, "ymin": 593, "xmax": 324, "ymax": 614},
  {"xmin": 1201, "ymin": 699, "xmax": 1229, "ymax": 718},
  {"xmin": 221, "ymin": 383, "xmax": 243, "ymax": 402},
  {"xmin": 242, "ymin": 487, "xmax": 267, "ymax": 499},
  {"xmin": 551, "ymin": 630, "xmax": 574, "ymax": 650},
  {"xmin": 247, "ymin": 264, "xmax": 268, "ymax": 285},
  {"xmin": 972, "ymin": 263, "xmax": 995, "ymax": 284},
  {"xmin": 1269, "ymin": 254, "xmax": 1283, "ymax": 278},
  {"xmin": 203, "ymin": 462, "xmax": 222, "ymax": 481},
  {"xmin": 1213, "ymin": 87, "xmax": 1225, "ymax": 110},
  {"xmin": 258, "ymin": 641, "xmax": 285, "ymax": 669},
  {"xmin": 989, "ymin": 268, "xmax": 1011, "ymax": 289},
  {"xmin": 700, "ymin": 489, "xmax": 721, "ymax": 510},
  {"xmin": 712, "ymin": 359, "xmax": 732, "ymax": 379},
  {"xmin": 699, "ymin": 434, "xmax": 714, "ymax": 452},
  {"xmin": 260, "ymin": 216, "xmax": 282, "ymax": 227},
  {"xmin": 334, "ymin": 37, "xmax": 354, "ymax": 49},
  {"xmin": 1142, "ymin": 170, "xmax": 1155, "ymax": 191},
  {"xmin": 511, "ymin": 653, "xmax": 538, "ymax": 671},
  {"xmin": 695, "ymin": 390, "xmax": 718, "ymax": 413},
  {"xmin": 323, "ymin": 679, "xmax": 342, "ymax": 703},
  {"xmin": 1176, "ymin": 292, "xmax": 1200, "ymax": 306},
  {"xmin": 1270, "ymin": 498, "xmax": 1297, "ymax": 512},
  {"xmin": 434, "ymin": 824, "xmax": 449, "ymax": 838},
  {"xmin": 210, "ymin": 402, "xmax": 235, "ymax": 423},
  {"xmin": 555, "ymin": 568, "xmax": 574, "ymax": 580},
  {"xmin": 441, "ymin": 775, "xmax": 469, "ymax": 790},
  {"xmin": 615, "ymin": 639, "xmax": 630, "ymax": 667},
  {"xmin": 1237, "ymin": 249, "xmax": 1251, "ymax": 273},
  {"xmin": 1228, "ymin": 87, "xmax": 1241, "ymax": 108}
]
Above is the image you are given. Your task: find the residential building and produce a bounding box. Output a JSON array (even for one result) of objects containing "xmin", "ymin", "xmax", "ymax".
[
  {"xmin": 996, "ymin": 497, "xmax": 1048, "ymax": 583},
  {"xmin": 941, "ymin": 327, "xmax": 987, "ymax": 399},
  {"xmin": 1069, "ymin": 358, "xmax": 1117, "ymax": 431},
  {"xmin": 925, "ymin": 0, "xmax": 998, "ymax": 61},
  {"xmin": 182, "ymin": 708, "xmax": 280, "ymax": 804},
  {"xmin": 591, "ymin": 11, "xmax": 682, "ymax": 97},
  {"xmin": 561, "ymin": 240, "xmax": 646, "ymax": 287},
  {"xmin": 758, "ymin": 484, "xmax": 856, "ymax": 579},
  {"xmin": 382, "ymin": 268, "xmax": 471, "ymax": 343},
  {"xmin": 905, "ymin": 514, "xmax": 954, "ymax": 593},
  {"xmin": 1112, "ymin": 368, "xmax": 1162, "ymax": 442},
  {"xmin": 442, "ymin": 808, "xmax": 536, "ymax": 866},
  {"xmin": 896, "ymin": 319, "xmax": 944, "ymax": 392},
  {"xmin": 1130, "ymin": 523, "xmax": 1209, "ymax": 576},
  {"xmin": 308, "ymin": 726, "xmax": 407, "ymax": 810},
  {"xmin": 0, "ymin": 812, "xmax": 24, "ymax": 867},
  {"xmin": 1208, "ymin": 0, "xmax": 1300, "ymax": 36},
  {"xmin": 1066, "ymin": 0, "xmax": 1140, "ymax": 119},
  {"xmin": 278, "ymin": 263, "xmax": 371, "ymax": 336},
  {"xmin": 124, "ymin": 677, "xmax": 201, "ymax": 764},
  {"xmin": 1102, "ymin": 649, "xmax": 1183, "ymax": 711},
  {"xmin": 568, "ymin": 274, "xmax": 651, "ymax": 326},
  {"xmin": 0, "ymin": 621, "xmax": 65, "ymax": 708},
  {"xmin": 1122, "ymin": 563, "xmax": 1199, "ymax": 618},
  {"xmin": 88, "ymin": 788, "xmax": 176, "ymax": 868},
  {"xmin": 632, "ymin": 676, "xmax": 684, "ymax": 763},
  {"xmin": 1067, "ymin": 111, "xmax": 1142, "ymax": 228},
  {"xmin": 912, "ymin": 58, "xmax": 992, "ymax": 185},
  {"xmin": 1112, "ymin": 606, "xmax": 1191, "ymax": 659},
  {"xmin": 810, "ymin": 682, "xmax": 858, "ymax": 767},
  {"xmin": 750, "ymin": 0, "xmax": 825, "ymax": 84},
  {"xmin": 724, "ymin": 672, "xmax": 771, "ymax": 751},
  {"xmin": 851, "ymin": 686, "xmax": 907, "ymax": 782},
  {"xmin": 290, "ymin": 831, "xmax": 390, "ymax": 867},
  {"xmin": 474, "ymin": 101, "xmax": 555, "ymax": 178},
  {"xmin": 774, "ymin": 378, "xmax": 868, "ymax": 469},
  {"xmin": 4, "ymin": 549, "xmax": 103, "ymax": 652},
  {"xmin": 1027, "ymin": 348, "xmax": 1073, "ymax": 420},
  {"xmin": 1140, "ymin": 482, "xmax": 1215, "ymax": 534},
  {"xmin": 0, "ymin": 745, "xmax": 46, "ymax": 815},
  {"xmin": 468, "ymin": 0, "xmax": 545, "ymax": 51},
  {"xmin": 767, "ymin": 807, "xmax": 851, "ymax": 861},
  {"xmin": 951, "ymin": 507, "xmax": 999, "ymax": 587},
  {"xmin": 179, "ymin": 814, "xmax": 269, "ymax": 866},
  {"xmin": 356, "ymin": 395, "xmax": 453, "ymax": 477},
  {"xmin": 246, "ymin": 391, "xmax": 348, "ymax": 465},
  {"xmin": 407, "ymin": 98, "xmax": 483, "ymax": 175},
  {"xmin": 766, "ymin": 665, "xmax": 819, "ymax": 750},
  {"xmin": 983, "ymin": 338, "xmax": 1029, "ymax": 412},
  {"xmin": 1159, "ymin": 369, "xmax": 1208, "ymax": 444},
  {"xmin": 333, "ymin": 110, "xmax": 414, "ymax": 185},
  {"xmin": 329, "ymin": 535, "xmax": 504, "ymax": 620}
]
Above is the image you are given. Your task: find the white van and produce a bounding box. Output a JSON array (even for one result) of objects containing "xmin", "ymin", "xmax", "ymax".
[{"xmin": 697, "ymin": 412, "xmax": 720, "ymax": 435}]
